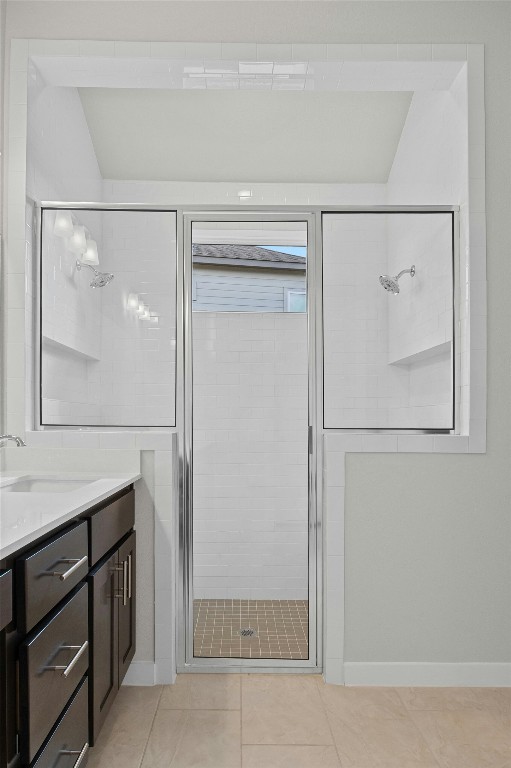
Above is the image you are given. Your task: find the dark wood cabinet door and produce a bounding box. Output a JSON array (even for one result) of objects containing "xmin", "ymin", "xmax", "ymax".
[
  {"xmin": 88, "ymin": 551, "xmax": 118, "ymax": 746},
  {"xmin": 118, "ymin": 532, "xmax": 136, "ymax": 685}
]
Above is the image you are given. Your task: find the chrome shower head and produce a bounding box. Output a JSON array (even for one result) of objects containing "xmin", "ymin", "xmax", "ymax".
[
  {"xmin": 90, "ymin": 271, "xmax": 114, "ymax": 288},
  {"xmin": 76, "ymin": 260, "xmax": 114, "ymax": 288},
  {"xmin": 379, "ymin": 265, "xmax": 415, "ymax": 294},
  {"xmin": 379, "ymin": 275, "xmax": 400, "ymax": 294}
]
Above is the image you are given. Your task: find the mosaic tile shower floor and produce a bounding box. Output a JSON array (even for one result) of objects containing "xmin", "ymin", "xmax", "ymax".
[{"xmin": 193, "ymin": 599, "xmax": 309, "ymax": 660}]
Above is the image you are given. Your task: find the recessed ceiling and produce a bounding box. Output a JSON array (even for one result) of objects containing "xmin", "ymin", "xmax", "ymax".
[{"xmin": 78, "ymin": 88, "xmax": 412, "ymax": 183}]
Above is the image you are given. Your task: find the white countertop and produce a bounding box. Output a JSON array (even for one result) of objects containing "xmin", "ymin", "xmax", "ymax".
[{"xmin": 0, "ymin": 472, "xmax": 141, "ymax": 562}]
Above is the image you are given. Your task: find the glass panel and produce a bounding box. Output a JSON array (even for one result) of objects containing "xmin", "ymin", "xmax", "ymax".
[
  {"xmin": 323, "ymin": 212, "xmax": 454, "ymax": 429},
  {"xmin": 40, "ymin": 208, "xmax": 176, "ymax": 427},
  {"xmin": 286, "ymin": 290, "xmax": 307, "ymax": 313},
  {"xmin": 191, "ymin": 221, "xmax": 310, "ymax": 660}
]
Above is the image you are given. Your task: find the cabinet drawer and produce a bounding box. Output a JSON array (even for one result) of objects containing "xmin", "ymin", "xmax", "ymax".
[
  {"xmin": 16, "ymin": 522, "xmax": 88, "ymax": 633},
  {"xmin": 20, "ymin": 584, "xmax": 89, "ymax": 764},
  {"xmin": 89, "ymin": 489, "xmax": 134, "ymax": 566},
  {"xmin": 33, "ymin": 677, "xmax": 89, "ymax": 768},
  {"xmin": 0, "ymin": 570, "xmax": 12, "ymax": 630}
]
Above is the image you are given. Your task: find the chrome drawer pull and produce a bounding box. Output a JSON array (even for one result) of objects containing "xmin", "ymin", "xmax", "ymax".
[
  {"xmin": 45, "ymin": 640, "xmax": 88, "ymax": 678},
  {"xmin": 46, "ymin": 555, "xmax": 88, "ymax": 581},
  {"xmin": 59, "ymin": 742, "xmax": 89, "ymax": 768}
]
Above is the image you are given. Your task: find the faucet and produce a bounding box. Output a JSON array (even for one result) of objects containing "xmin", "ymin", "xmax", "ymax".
[{"xmin": 0, "ymin": 434, "xmax": 26, "ymax": 447}]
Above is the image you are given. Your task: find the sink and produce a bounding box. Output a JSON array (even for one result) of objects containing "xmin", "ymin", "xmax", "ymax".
[{"xmin": 1, "ymin": 476, "xmax": 96, "ymax": 493}]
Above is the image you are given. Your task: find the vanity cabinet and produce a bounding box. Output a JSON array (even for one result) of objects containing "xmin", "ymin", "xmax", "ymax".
[{"xmin": 0, "ymin": 483, "xmax": 136, "ymax": 768}]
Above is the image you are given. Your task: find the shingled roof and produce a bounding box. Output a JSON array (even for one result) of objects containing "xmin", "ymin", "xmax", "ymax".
[{"xmin": 192, "ymin": 243, "xmax": 306, "ymax": 270}]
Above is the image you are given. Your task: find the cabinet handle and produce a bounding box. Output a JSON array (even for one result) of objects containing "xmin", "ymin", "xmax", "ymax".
[
  {"xmin": 128, "ymin": 553, "xmax": 132, "ymax": 600},
  {"xmin": 114, "ymin": 560, "xmax": 128, "ymax": 605},
  {"xmin": 44, "ymin": 640, "xmax": 89, "ymax": 678},
  {"xmin": 59, "ymin": 742, "xmax": 89, "ymax": 768},
  {"xmin": 123, "ymin": 558, "xmax": 128, "ymax": 606},
  {"xmin": 45, "ymin": 555, "xmax": 88, "ymax": 581}
]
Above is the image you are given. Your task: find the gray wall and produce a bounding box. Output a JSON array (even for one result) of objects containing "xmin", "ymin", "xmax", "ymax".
[{"xmin": 4, "ymin": 0, "xmax": 511, "ymax": 665}]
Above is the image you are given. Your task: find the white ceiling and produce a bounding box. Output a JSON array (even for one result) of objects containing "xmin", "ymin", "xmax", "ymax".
[{"xmin": 79, "ymin": 88, "xmax": 412, "ymax": 183}]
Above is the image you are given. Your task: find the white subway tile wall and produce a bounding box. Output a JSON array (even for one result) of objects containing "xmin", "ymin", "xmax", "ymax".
[
  {"xmin": 95, "ymin": 209, "xmax": 176, "ymax": 426},
  {"xmin": 322, "ymin": 213, "xmax": 454, "ymax": 429},
  {"xmin": 387, "ymin": 214, "xmax": 453, "ymax": 364},
  {"xmin": 387, "ymin": 213, "xmax": 454, "ymax": 428},
  {"xmin": 192, "ymin": 312, "xmax": 309, "ymax": 600},
  {"xmin": 40, "ymin": 209, "xmax": 103, "ymax": 425}
]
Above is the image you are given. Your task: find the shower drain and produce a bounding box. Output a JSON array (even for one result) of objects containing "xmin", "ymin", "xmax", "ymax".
[{"xmin": 238, "ymin": 628, "xmax": 258, "ymax": 638}]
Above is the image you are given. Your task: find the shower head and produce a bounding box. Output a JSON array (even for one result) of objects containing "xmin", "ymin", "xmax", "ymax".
[
  {"xmin": 90, "ymin": 271, "xmax": 114, "ymax": 288},
  {"xmin": 379, "ymin": 265, "xmax": 415, "ymax": 295},
  {"xmin": 76, "ymin": 260, "xmax": 114, "ymax": 288}
]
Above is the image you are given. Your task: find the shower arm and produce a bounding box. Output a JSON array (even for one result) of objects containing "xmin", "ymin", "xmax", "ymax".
[
  {"xmin": 76, "ymin": 260, "xmax": 98, "ymax": 275},
  {"xmin": 396, "ymin": 265, "xmax": 415, "ymax": 280}
]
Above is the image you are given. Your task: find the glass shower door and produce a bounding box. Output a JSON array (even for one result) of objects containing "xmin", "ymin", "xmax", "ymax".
[{"xmin": 189, "ymin": 218, "xmax": 312, "ymax": 663}]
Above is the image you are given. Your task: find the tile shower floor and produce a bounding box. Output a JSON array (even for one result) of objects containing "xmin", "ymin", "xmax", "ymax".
[
  {"xmin": 87, "ymin": 676, "xmax": 511, "ymax": 768},
  {"xmin": 193, "ymin": 599, "xmax": 309, "ymax": 659}
]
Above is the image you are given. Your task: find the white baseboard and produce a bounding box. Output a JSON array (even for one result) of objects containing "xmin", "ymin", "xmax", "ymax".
[
  {"xmin": 155, "ymin": 658, "xmax": 177, "ymax": 685},
  {"xmin": 344, "ymin": 662, "xmax": 511, "ymax": 687},
  {"xmin": 122, "ymin": 660, "xmax": 511, "ymax": 687},
  {"xmin": 122, "ymin": 661, "xmax": 156, "ymax": 686}
]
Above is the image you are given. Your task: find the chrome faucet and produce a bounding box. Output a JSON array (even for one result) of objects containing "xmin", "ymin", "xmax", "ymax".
[{"xmin": 0, "ymin": 434, "xmax": 26, "ymax": 447}]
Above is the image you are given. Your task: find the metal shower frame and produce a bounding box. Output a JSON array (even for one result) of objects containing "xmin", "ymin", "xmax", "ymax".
[
  {"xmin": 178, "ymin": 209, "xmax": 322, "ymax": 673},
  {"xmin": 34, "ymin": 202, "xmax": 459, "ymax": 677}
]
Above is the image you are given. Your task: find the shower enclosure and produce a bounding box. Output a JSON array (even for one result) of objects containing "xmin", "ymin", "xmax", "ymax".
[
  {"xmin": 179, "ymin": 212, "xmax": 321, "ymax": 671},
  {"xmin": 37, "ymin": 204, "xmax": 456, "ymax": 675}
]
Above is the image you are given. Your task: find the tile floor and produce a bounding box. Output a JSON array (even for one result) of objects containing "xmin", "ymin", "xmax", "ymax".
[
  {"xmin": 87, "ymin": 675, "xmax": 511, "ymax": 768},
  {"xmin": 193, "ymin": 599, "xmax": 309, "ymax": 659}
]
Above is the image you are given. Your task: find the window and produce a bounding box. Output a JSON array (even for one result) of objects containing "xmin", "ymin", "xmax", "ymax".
[{"xmin": 285, "ymin": 289, "xmax": 307, "ymax": 313}]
